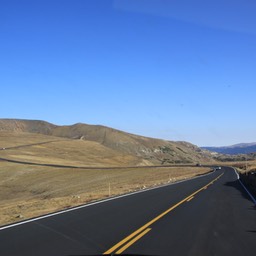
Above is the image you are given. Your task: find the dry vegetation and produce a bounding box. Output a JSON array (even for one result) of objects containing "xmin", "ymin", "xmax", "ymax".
[
  {"xmin": 229, "ymin": 160, "xmax": 256, "ymax": 197},
  {"xmin": 0, "ymin": 119, "xmax": 215, "ymax": 165},
  {"xmin": 2, "ymin": 120, "xmax": 255, "ymax": 227},
  {"xmin": 0, "ymin": 132, "xmax": 141, "ymax": 167},
  {"xmin": 0, "ymin": 161, "xmax": 210, "ymax": 226},
  {"xmin": 232, "ymin": 160, "xmax": 256, "ymax": 198},
  {"xmin": 0, "ymin": 130, "xmax": 212, "ymax": 226},
  {"xmin": 219, "ymin": 160, "xmax": 256, "ymax": 173}
]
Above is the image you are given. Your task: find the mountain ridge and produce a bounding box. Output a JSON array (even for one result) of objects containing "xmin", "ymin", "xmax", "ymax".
[
  {"xmin": 0, "ymin": 118, "xmax": 214, "ymax": 165},
  {"xmin": 202, "ymin": 143, "xmax": 256, "ymax": 155}
]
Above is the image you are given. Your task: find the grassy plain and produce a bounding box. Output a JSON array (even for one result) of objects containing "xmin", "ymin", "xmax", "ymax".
[{"xmin": 0, "ymin": 162, "xmax": 210, "ymax": 226}]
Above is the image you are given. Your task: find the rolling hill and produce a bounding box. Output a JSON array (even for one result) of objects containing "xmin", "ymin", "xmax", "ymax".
[{"xmin": 0, "ymin": 118, "xmax": 214, "ymax": 166}]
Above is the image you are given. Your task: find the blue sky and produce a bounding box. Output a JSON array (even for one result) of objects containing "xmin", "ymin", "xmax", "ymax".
[{"xmin": 1, "ymin": 0, "xmax": 256, "ymax": 146}]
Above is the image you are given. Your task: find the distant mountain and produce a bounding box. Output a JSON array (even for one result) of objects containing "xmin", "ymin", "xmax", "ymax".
[
  {"xmin": 0, "ymin": 118, "xmax": 214, "ymax": 165},
  {"xmin": 202, "ymin": 143, "xmax": 256, "ymax": 155}
]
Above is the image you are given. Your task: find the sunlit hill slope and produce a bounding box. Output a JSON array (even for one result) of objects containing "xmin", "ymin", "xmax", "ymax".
[{"xmin": 0, "ymin": 119, "xmax": 214, "ymax": 166}]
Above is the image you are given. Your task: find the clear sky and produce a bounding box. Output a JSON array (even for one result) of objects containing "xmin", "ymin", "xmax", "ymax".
[{"xmin": 1, "ymin": 0, "xmax": 256, "ymax": 146}]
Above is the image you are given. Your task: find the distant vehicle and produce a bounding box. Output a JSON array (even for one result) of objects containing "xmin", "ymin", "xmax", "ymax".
[
  {"xmin": 215, "ymin": 166, "xmax": 222, "ymax": 170},
  {"xmin": 196, "ymin": 163, "xmax": 202, "ymax": 167}
]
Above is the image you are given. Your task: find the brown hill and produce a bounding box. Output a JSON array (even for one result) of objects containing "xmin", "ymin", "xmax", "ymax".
[
  {"xmin": 0, "ymin": 119, "xmax": 214, "ymax": 165},
  {"xmin": 0, "ymin": 119, "xmax": 56, "ymax": 134}
]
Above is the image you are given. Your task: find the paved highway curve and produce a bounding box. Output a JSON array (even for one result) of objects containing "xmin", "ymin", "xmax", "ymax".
[{"xmin": 0, "ymin": 167, "xmax": 255, "ymax": 256}]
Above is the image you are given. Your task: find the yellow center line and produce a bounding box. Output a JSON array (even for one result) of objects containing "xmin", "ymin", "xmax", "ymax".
[
  {"xmin": 115, "ymin": 228, "xmax": 151, "ymax": 254},
  {"xmin": 103, "ymin": 173, "xmax": 223, "ymax": 255},
  {"xmin": 186, "ymin": 196, "xmax": 194, "ymax": 202}
]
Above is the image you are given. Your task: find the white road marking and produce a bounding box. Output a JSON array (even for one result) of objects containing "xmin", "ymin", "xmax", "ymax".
[
  {"xmin": 0, "ymin": 169, "xmax": 215, "ymax": 231},
  {"xmin": 233, "ymin": 167, "xmax": 256, "ymax": 205}
]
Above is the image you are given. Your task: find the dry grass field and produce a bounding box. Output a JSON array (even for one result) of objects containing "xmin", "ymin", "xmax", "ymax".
[
  {"xmin": 0, "ymin": 130, "xmax": 212, "ymax": 226},
  {"xmin": 0, "ymin": 131, "xmax": 141, "ymax": 167},
  {"xmin": 0, "ymin": 119, "xmax": 215, "ymax": 165},
  {"xmin": 1, "ymin": 123, "xmax": 254, "ymax": 227},
  {"xmin": 232, "ymin": 160, "xmax": 256, "ymax": 197},
  {"xmin": 0, "ymin": 161, "xmax": 210, "ymax": 226},
  {"xmin": 220, "ymin": 160, "xmax": 256, "ymax": 173}
]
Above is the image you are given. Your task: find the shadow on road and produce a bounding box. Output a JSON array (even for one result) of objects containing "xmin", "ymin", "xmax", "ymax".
[
  {"xmin": 247, "ymin": 230, "xmax": 256, "ymax": 233},
  {"xmin": 224, "ymin": 179, "xmax": 256, "ymax": 207}
]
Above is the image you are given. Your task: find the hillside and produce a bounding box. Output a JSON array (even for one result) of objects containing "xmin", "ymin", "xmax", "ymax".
[
  {"xmin": 0, "ymin": 131, "xmax": 141, "ymax": 167},
  {"xmin": 0, "ymin": 119, "xmax": 215, "ymax": 226},
  {"xmin": 0, "ymin": 119, "xmax": 214, "ymax": 165},
  {"xmin": 202, "ymin": 143, "xmax": 256, "ymax": 155}
]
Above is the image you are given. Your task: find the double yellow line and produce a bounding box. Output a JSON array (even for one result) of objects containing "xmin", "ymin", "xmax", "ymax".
[{"xmin": 104, "ymin": 173, "xmax": 223, "ymax": 255}]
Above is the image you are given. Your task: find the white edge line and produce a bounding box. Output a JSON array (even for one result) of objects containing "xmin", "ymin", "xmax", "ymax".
[
  {"xmin": 0, "ymin": 169, "xmax": 215, "ymax": 231},
  {"xmin": 233, "ymin": 167, "xmax": 256, "ymax": 205}
]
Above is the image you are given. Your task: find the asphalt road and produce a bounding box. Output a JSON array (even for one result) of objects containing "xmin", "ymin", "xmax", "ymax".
[{"xmin": 0, "ymin": 167, "xmax": 255, "ymax": 256}]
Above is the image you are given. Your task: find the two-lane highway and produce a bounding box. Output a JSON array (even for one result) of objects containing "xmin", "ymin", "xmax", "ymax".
[{"xmin": 0, "ymin": 167, "xmax": 255, "ymax": 256}]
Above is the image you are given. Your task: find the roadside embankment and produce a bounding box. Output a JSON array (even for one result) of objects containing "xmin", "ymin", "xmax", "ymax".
[
  {"xmin": 0, "ymin": 162, "xmax": 211, "ymax": 227},
  {"xmin": 239, "ymin": 171, "xmax": 256, "ymax": 198},
  {"xmin": 234, "ymin": 160, "xmax": 256, "ymax": 198}
]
